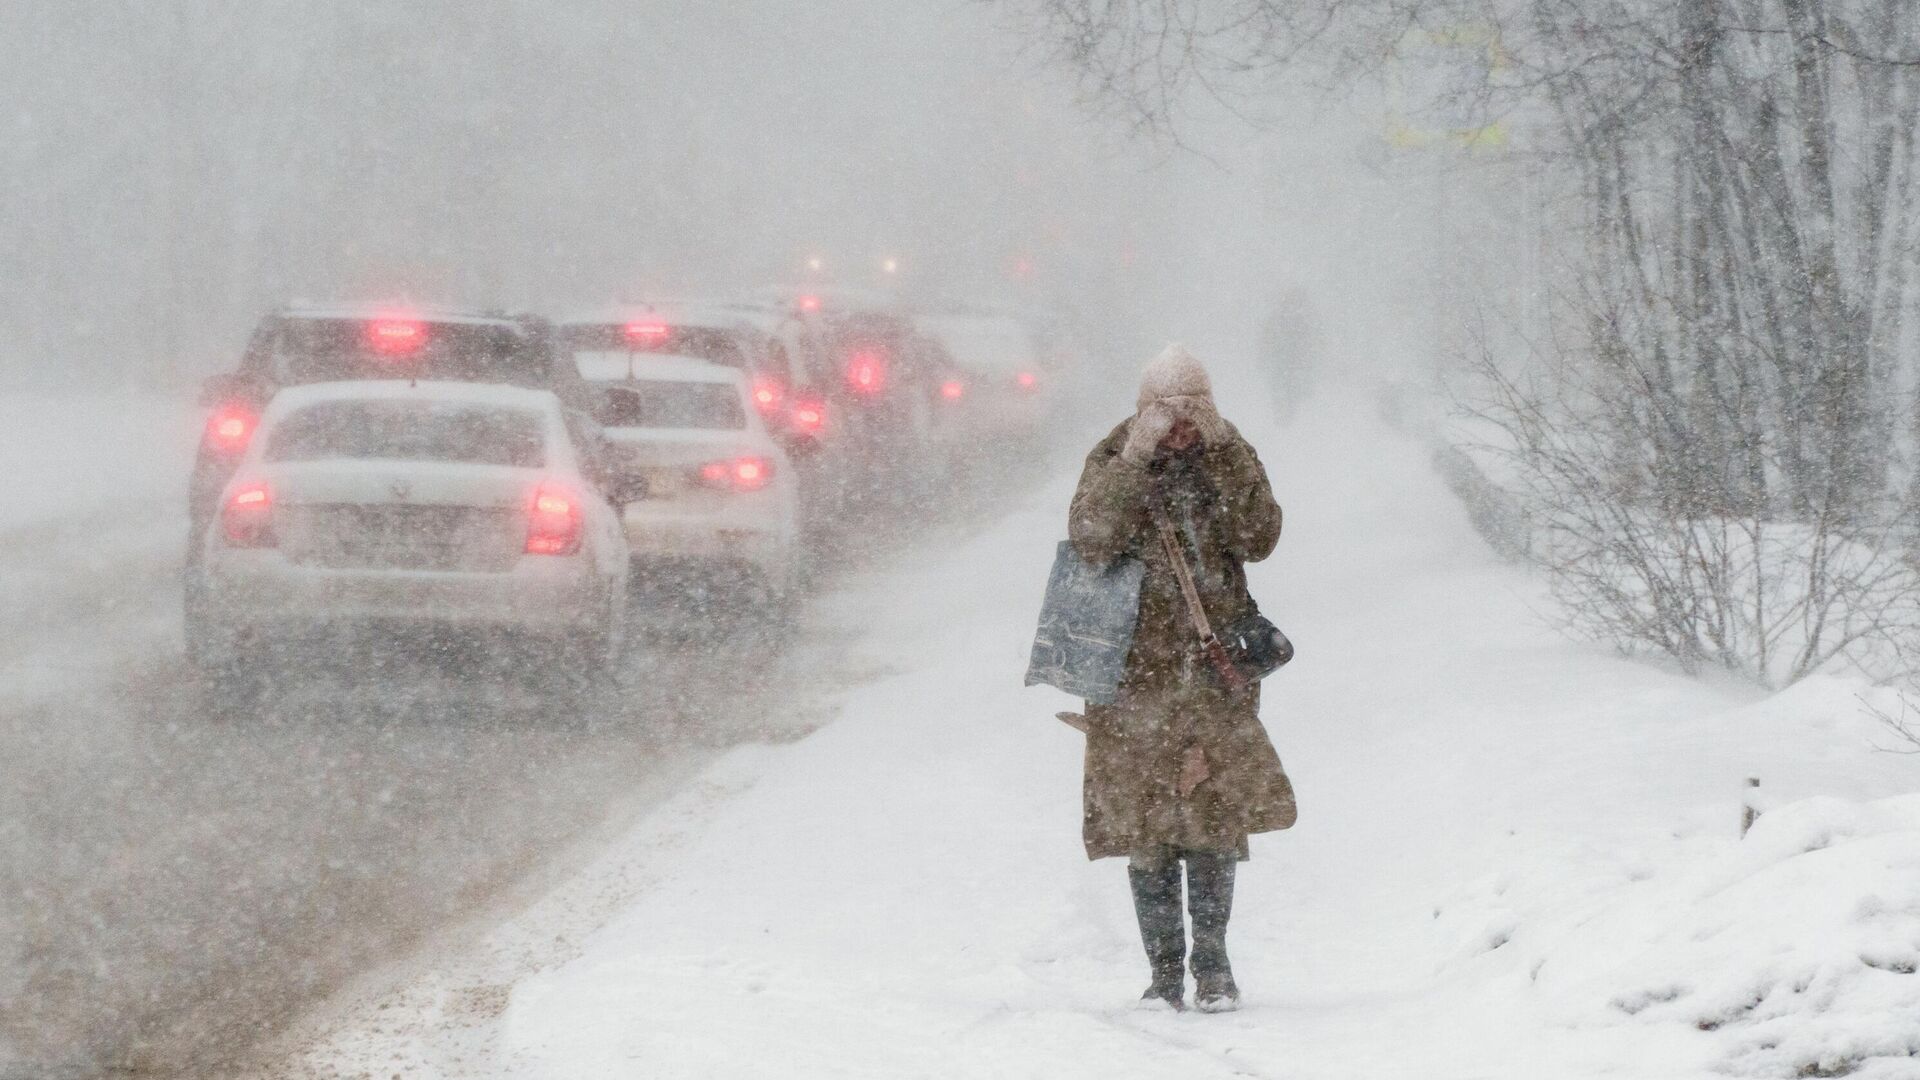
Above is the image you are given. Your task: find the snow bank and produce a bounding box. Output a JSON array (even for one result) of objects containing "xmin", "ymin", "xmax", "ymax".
[
  {"xmin": 1522, "ymin": 792, "xmax": 1920, "ymax": 1078},
  {"xmin": 1417, "ymin": 728, "xmax": 1920, "ymax": 1076}
]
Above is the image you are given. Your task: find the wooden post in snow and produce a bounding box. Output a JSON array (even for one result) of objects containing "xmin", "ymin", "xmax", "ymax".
[{"xmin": 1740, "ymin": 777, "xmax": 1761, "ymax": 837}]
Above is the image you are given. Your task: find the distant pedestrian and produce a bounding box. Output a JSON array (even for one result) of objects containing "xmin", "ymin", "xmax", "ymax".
[
  {"xmin": 1066, "ymin": 345, "xmax": 1296, "ymax": 1012},
  {"xmin": 1256, "ymin": 287, "xmax": 1322, "ymax": 420}
]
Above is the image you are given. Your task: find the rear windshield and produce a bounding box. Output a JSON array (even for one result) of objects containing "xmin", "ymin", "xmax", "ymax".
[
  {"xmin": 593, "ymin": 381, "xmax": 745, "ymax": 430},
  {"xmin": 266, "ymin": 401, "xmax": 547, "ymax": 467},
  {"xmin": 560, "ymin": 324, "xmax": 751, "ymax": 369},
  {"xmin": 268, "ymin": 319, "xmax": 548, "ymax": 387}
]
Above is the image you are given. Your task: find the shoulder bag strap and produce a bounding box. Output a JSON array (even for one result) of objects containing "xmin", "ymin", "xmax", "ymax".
[{"xmin": 1153, "ymin": 511, "xmax": 1248, "ymax": 693}]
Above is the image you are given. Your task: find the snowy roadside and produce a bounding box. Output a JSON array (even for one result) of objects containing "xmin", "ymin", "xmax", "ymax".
[
  {"xmin": 275, "ymin": 388, "xmax": 1920, "ymax": 1080},
  {"xmin": 0, "ymin": 392, "xmax": 199, "ymax": 533},
  {"xmin": 0, "ymin": 392, "xmax": 196, "ymax": 705}
]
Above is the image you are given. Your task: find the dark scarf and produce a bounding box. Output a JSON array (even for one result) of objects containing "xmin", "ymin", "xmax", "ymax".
[{"xmin": 1150, "ymin": 447, "xmax": 1220, "ymax": 590}]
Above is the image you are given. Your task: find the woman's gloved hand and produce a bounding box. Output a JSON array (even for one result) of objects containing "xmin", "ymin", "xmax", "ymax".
[
  {"xmin": 1120, "ymin": 401, "xmax": 1177, "ymax": 464},
  {"xmin": 1177, "ymin": 396, "xmax": 1232, "ymax": 447}
]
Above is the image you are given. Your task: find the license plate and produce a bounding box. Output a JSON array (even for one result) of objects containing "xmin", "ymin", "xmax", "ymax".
[
  {"xmin": 641, "ymin": 468, "xmax": 684, "ymax": 498},
  {"xmin": 336, "ymin": 506, "xmax": 465, "ymax": 567}
]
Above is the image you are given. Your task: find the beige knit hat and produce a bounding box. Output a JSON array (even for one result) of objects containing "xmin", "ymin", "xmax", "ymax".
[
  {"xmin": 1137, "ymin": 343, "xmax": 1214, "ymax": 410},
  {"xmin": 1132, "ymin": 343, "xmax": 1231, "ymax": 446}
]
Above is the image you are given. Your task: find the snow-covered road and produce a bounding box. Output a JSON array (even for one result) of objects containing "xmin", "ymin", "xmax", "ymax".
[
  {"xmin": 0, "ymin": 399, "xmax": 1036, "ymax": 1078},
  {"xmin": 260, "ymin": 382, "xmax": 1920, "ymax": 1079}
]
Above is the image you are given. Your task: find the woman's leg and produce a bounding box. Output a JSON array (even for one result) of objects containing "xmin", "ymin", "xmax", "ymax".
[
  {"xmin": 1128, "ymin": 847, "xmax": 1186, "ymax": 1006},
  {"xmin": 1184, "ymin": 851, "xmax": 1240, "ymax": 1009}
]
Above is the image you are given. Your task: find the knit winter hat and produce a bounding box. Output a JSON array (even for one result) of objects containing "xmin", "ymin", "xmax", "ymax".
[{"xmin": 1137, "ymin": 344, "xmax": 1214, "ymax": 411}]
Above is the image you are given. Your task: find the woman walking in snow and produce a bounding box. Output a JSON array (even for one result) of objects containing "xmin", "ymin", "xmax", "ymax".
[{"xmin": 1067, "ymin": 345, "xmax": 1296, "ymax": 1012}]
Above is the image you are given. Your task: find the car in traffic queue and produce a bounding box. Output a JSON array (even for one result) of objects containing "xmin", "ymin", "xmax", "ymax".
[
  {"xmin": 185, "ymin": 380, "xmax": 630, "ymax": 712},
  {"xmin": 191, "ymin": 304, "xmax": 595, "ymax": 552},
  {"xmin": 733, "ymin": 287, "xmax": 932, "ymax": 448},
  {"xmin": 733, "ymin": 288, "xmax": 970, "ymax": 520},
  {"xmin": 555, "ymin": 302, "xmax": 823, "ymax": 439},
  {"xmin": 574, "ymin": 351, "xmax": 802, "ymax": 605},
  {"xmin": 916, "ymin": 311, "xmax": 1056, "ymax": 444}
]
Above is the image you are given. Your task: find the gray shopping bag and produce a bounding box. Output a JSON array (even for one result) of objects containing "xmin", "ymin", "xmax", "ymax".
[{"xmin": 1024, "ymin": 541, "xmax": 1146, "ymax": 705}]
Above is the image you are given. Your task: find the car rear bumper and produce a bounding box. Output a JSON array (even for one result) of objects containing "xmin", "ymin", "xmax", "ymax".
[
  {"xmin": 199, "ymin": 551, "xmax": 613, "ymax": 635},
  {"xmin": 619, "ymin": 503, "xmax": 795, "ymax": 577}
]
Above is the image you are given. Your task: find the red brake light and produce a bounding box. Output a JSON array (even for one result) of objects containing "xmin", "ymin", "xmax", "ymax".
[
  {"xmin": 845, "ymin": 350, "xmax": 887, "ymax": 395},
  {"xmin": 525, "ymin": 482, "xmax": 583, "ymax": 555},
  {"xmin": 623, "ymin": 319, "xmax": 670, "ymax": 347},
  {"xmin": 790, "ymin": 398, "xmax": 826, "ymax": 435},
  {"xmin": 366, "ymin": 317, "xmax": 426, "ymax": 355},
  {"xmin": 697, "ymin": 457, "xmax": 773, "ymax": 493},
  {"xmin": 940, "ymin": 379, "xmax": 965, "ymax": 401},
  {"xmin": 751, "ymin": 376, "xmax": 785, "ymax": 413},
  {"xmin": 1016, "ymin": 371, "xmax": 1038, "ymax": 389},
  {"xmin": 221, "ymin": 481, "xmax": 275, "ymax": 547},
  {"xmin": 205, "ymin": 404, "xmax": 257, "ymax": 454},
  {"xmin": 796, "ymin": 294, "xmax": 821, "ymax": 313}
]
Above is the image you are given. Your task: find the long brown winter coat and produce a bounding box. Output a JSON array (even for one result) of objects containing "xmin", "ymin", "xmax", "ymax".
[{"xmin": 1069, "ymin": 418, "xmax": 1297, "ymax": 860}]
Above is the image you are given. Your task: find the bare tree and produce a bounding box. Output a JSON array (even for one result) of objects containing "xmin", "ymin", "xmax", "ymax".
[
  {"xmin": 1864, "ymin": 691, "xmax": 1920, "ymax": 752},
  {"xmin": 1472, "ymin": 0, "xmax": 1920, "ymax": 681}
]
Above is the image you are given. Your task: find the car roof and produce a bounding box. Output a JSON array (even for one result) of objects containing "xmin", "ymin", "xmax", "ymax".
[
  {"xmin": 559, "ymin": 302, "xmax": 763, "ymax": 334},
  {"xmin": 573, "ymin": 353, "xmax": 745, "ymax": 386},
  {"xmin": 278, "ymin": 303, "xmax": 528, "ymax": 330},
  {"xmin": 265, "ymin": 379, "xmax": 562, "ymax": 413}
]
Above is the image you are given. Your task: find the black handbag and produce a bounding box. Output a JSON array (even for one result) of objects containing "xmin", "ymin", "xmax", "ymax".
[{"xmin": 1220, "ymin": 611, "xmax": 1294, "ymax": 682}]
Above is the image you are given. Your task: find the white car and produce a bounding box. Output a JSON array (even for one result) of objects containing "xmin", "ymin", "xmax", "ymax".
[
  {"xmin": 575, "ymin": 353, "xmax": 801, "ymax": 602},
  {"xmin": 185, "ymin": 380, "xmax": 629, "ymax": 707}
]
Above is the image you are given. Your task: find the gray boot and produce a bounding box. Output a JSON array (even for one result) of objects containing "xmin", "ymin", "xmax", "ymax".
[
  {"xmin": 1128, "ymin": 854, "xmax": 1186, "ymax": 1010},
  {"xmin": 1186, "ymin": 853, "xmax": 1240, "ymax": 1012}
]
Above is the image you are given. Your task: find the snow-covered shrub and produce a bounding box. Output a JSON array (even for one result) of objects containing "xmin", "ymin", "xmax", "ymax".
[{"xmin": 1463, "ymin": 350, "xmax": 1920, "ymax": 685}]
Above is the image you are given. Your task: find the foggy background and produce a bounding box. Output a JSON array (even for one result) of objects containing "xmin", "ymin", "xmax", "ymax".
[{"xmin": 0, "ymin": 0, "xmax": 1453, "ymax": 395}]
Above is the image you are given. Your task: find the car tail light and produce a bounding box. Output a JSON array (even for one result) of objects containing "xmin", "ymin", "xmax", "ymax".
[
  {"xmin": 940, "ymin": 379, "xmax": 965, "ymax": 401},
  {"xmin": 1016, "ymin": 371, "xmax": 1038, "ymax": 390},
  {"xmin": 525, "ymin": 482, "xmax": 583, "ymax": 555},
  {"xmin": 204, "ymin": 403, "xmax": 258, "ymax": 454},
  {"xmin": 366, "ymin": 316, "xmax": 427, "ymax": 356},
  {"xmin": 751, "ymin": 376, "xmax": 785, "ymax": 414},
  {"xmin": 796, "ymin": 294, "xmax": 821, "ymax": 313},
  {"xmin": 221, "ymin": 481, "xmax": 275, "ymax": 548},
  {"xmin": 845, "ymin": 350, "xmax": 887, "ymax": 395},
  {"xmin": 790, "ymin": 398, "xmax": 826, "ymax": 435},
  {"xmin": 697, "ymin": 457, "xmax": 773, "ymax": 493},
  {"xmin": 623, "ymin": 319, "xmax": 670, "ymax": 347}
]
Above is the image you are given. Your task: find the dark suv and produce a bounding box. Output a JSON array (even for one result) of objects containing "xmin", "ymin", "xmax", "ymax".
[{"xmin": 189, "ymin": 305, "xmax": 592, "ymax": 545}]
